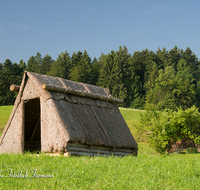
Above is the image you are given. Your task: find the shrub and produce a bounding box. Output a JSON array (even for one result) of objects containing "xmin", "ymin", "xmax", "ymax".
[{"xmin": 137, "ymin": 106, "xmax": 200, "ymax": 154}]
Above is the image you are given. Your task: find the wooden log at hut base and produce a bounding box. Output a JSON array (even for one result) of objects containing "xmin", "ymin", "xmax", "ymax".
[
  {"xmin": 42, "ymin": 83, "xmax": 123, "ymax": 104},
  {"xmin": 66, "ymin": 142, "xmax": 137, "ymax": 157},
  {"xmin": 10, "ymin": 85, "xmax": 20, "ymax": 92}
]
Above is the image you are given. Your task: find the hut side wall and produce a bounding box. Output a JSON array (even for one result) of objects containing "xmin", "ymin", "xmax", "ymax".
[
  {"xmin": 0, "ymin": 102, "xmax": 23, "ymax": 154},
  {"xmin": 40, "ymin": 98, "xmax": 70, "ymax": 152}
]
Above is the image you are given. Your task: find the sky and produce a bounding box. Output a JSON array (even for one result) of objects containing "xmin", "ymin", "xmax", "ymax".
[{"xmin": 0, "ymin": 0, "xmax": 200, "ymax": 64}]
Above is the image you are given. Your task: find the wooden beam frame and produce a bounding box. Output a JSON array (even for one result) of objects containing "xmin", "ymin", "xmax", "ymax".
[{"xmin": 42, "ymin": 84, "xmax": 123, "ymax": 104}]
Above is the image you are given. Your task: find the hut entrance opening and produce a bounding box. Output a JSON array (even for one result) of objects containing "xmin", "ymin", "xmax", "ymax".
[{"xmin": 24, "ymin": 98, "xmax": 41, "ymax": 152}]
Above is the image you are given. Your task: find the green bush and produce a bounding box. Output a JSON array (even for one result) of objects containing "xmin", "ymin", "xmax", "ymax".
[{"xmin": 137, "ymin": 106, "xmax": 200, "ymax": 154}]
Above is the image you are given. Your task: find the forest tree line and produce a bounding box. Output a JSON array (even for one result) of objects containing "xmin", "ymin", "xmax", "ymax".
[{"xmin": 1, "ymin": 45, "xmax": 200, "ymax": 111}]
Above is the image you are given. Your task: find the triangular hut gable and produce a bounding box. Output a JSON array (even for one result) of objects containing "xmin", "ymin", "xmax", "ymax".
[{"xmin": 0, "ymin": 72, "xmax": 138, "ymax": 156}]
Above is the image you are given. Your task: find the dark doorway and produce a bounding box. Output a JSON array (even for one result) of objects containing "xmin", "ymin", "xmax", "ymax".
[{"xmin": 24, "ymin": 98, "xmax": 41, "ymax": 152}]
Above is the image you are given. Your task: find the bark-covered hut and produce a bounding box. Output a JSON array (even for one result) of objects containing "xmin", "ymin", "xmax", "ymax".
[{"xmin": 0, "ymin": 72, "xmax": 138, "ymax": 156}]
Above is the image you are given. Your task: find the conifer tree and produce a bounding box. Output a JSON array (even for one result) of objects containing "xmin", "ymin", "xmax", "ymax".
[
  {"xmin": 27, "ymin": 55, "xmax": 37, "ymax": 72},
  {"xmin": 19, "ymin": 59, "xmax": 27, "ymax": 72},
  {"xmin": 69, "ymin": 50, "xmax": 93, "ymax": 84},
  {"xmin": 0, "ymin": 59, "xmax": 23, "ymax": 105},
  {"xmin": 47, "ymin": 51, "xmax": 71, "ymax": 79},
  {"xmin": 97, "ymin": 50, "xmax": 115, "ymax": 91},
  {"xmin": 90, "ymin": 57, "xmax": 100, "ymax": 85},
  {"xmin": 98, "ymin": 46, "xmax": 133, "ymax": 107},
  {"xmin": 40, "ymin": 54, "xmax": 53, "ymax": 75}
]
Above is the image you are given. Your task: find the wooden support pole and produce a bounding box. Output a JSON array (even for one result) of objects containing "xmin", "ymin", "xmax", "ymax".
[
  {"xmin": 10, "ymin": 84, "xmax": 20, "ymax": 92},
  {"xmin": 29, "ymin": 117, "xmax": 40, "ymax": 142},
  {"xmin": 42, "ymin": 84, "xmax": 123, "ymax": 104}
]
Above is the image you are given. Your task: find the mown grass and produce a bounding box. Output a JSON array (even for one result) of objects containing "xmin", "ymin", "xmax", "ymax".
[{"xmin": 0, "ymin": 153, "xmax": 200, "ymax": 189}]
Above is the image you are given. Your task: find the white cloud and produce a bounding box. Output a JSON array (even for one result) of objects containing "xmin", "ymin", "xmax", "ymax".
[
  {"xmin": 1, "ymin": 20, "xmax": 30, "ymax": 32},
  {"xmin": 57, "ymin": 22, "xmax": 61, "ymax": 25},
  {"xmin": 16, "ymin": 24, "xmax": 29, "ymax": 32}
]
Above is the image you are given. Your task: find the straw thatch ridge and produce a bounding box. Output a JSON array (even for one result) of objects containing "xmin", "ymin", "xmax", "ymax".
[{"xmin": 0, "ymin": 72, "xmax": 138, "ymax": 156}]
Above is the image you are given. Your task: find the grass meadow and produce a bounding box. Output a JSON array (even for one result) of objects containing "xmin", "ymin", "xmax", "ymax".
[
  {"xmin": 0, "ymin": 106, "xmax": 200, "ymax": 189},
  {"xmin": 0, "ymin": 153, "xmax": 200, "ymax": 189},
  {"xmin": 0, "ymin": 106, "xmax": 13, "ymax": 135}
]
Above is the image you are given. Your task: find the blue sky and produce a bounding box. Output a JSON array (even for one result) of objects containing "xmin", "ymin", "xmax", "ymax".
[{"xmin": 0, "ymin": 0, "xmax": 200, "ymax": 64}]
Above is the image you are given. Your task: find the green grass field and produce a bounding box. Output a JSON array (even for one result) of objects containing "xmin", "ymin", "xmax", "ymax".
[
  {"xmin": 0, "ymin": 153, "xmax": 200, "ymax": 189},
  {"xmin": 0, "ymin": 106, "xmax": 13, "ymax": 135},
  {"xmin": 2, "ymin": 105, "xmax": 200, "ymax": 189},
  {"xmin": 119, "ymin": 107, "xmax": 145, "ymax": 133}
]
